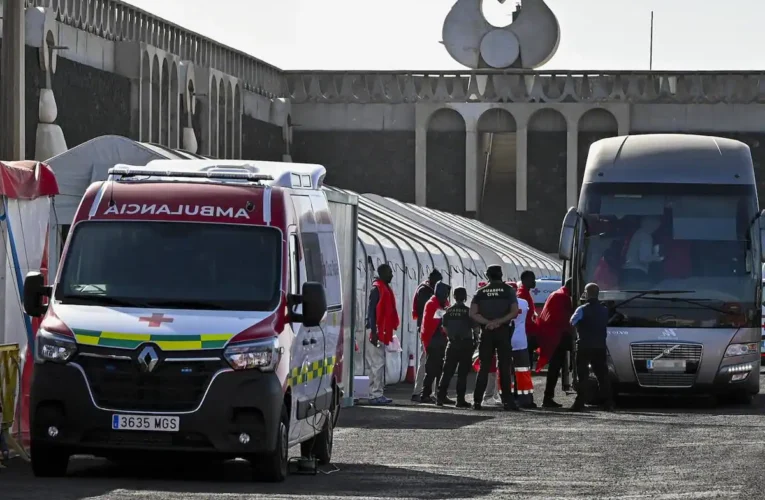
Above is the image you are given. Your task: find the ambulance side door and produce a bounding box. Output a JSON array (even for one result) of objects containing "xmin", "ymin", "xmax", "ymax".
[
  {"xmin": 291, "ymin": 195, "xmax": 325, "ymax": 441},
  {"xmin": 287, "ymin": 229, "xmax": 310, "ymax": 443}
]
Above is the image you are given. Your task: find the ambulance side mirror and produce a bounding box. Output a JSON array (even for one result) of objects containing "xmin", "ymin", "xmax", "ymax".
[
  {"xmin": 558, "ymin": 207, "xmax": 579, "ymax": 261},
  {"xmin": 300, "ymin": 281, "xmax": 327, "ymax": 327},
  {"xmin": 23, "ymin": 272, "xmax": 52, "ymax": 318}
]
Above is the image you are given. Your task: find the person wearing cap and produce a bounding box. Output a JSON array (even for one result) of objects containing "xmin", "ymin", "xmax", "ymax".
[
  {"xmin": 436, "ymin": 287, "xmax": 477, "ymax": 408},
  {"xmin": 569, "ymin": 283, "xmax": 614, "ymax": 412},
  {"xmin": 411, "ymin": 269, "xmax": 443, "ymax": 403},
  {"xmin": 419, "ymin": 281, "xmax": 453, "ymax": 404},
  {"xmin": 470, "ymin": 265, "xmax": 520, "ymax": 411}
]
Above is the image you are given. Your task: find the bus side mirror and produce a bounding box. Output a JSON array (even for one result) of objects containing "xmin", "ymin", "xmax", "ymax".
[
  {"xmin": 23, "ymin": 272, "xmax": 52, "ymax": 318},
  {"xmin": 558, "ymin": 207, "xmax": 579, "ymax": 261}
]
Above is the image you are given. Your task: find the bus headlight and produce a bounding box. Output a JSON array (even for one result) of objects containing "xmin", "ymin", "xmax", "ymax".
[
  {"xmin": 35, "ymin": 329, "xmax": 77, "ymax": 364},
  {"xmin": 223, "ymin": 337, "xmax": 282, "ymax": 371},
  {"xmin": 724, "ymin": 343, "xmax": 759, "ymax": 358}
]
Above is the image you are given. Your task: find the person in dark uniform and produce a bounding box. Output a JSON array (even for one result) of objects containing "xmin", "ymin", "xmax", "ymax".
[
  {"xmin": 470, "ymin": 265, "xmax": 520, "ymax": 411},
  {"xmin": 569, "ymin": 283, "xmax": 614, "ymax": 412},
  {"xmin": 436, "ymin": 287, "xmax": 478, "ymax": 409}
]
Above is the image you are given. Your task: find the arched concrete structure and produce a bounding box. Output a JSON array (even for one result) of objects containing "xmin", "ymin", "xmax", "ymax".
[
  {"xmin": 477, "ymin": 107, "xmax": 518, "ymax": 235},
  {"xmin": 528, "ymin": 108, "xmax": 568, "ymax": 251},
  {"xmin": 426, "ymin": 108, "xmax": 466, "ymax": 215},
  {"xmin": 210, "ymin": 75, "xmax": 219, "ymax": 157},
  {"xmin": 233, "ymin": 84, "xmax": 242, "ymax": 158},
  {"xmin": 218, "ymin": 77, "xmax": 226, "ymax": 158},
  {"xmin": 151, "ymin": 55, "xmax": 160, "ymax": 143},
  {"xmin": 140, "ymin": 52, "xmax": 151, "ymax": 142},
  {"xmin": 577, "ymin": 108, "xmax": 619, "ymax": 190},
  {"xmin": 169, "ymin": 61, "xmax": 180, "ymax": 149},
  {"xmin": 160, "ymin": 57, "xmax": 169, "ymax": 146}
]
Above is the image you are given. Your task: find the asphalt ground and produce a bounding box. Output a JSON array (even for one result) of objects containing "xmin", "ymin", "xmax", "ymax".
[{"xmin": 4, "ymin": 373, "xmax": 765, "ymax": 500}]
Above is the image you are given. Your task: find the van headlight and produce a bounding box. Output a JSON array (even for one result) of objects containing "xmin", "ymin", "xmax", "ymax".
[
  {"xmin": 724, "ymin": 343, "xmax": 759, "ymax": 357},
  {"xmin": 223, "ymin": 337, "xmax": 282, "ymax": 371},
  {"xmin": 35, "ymin": 329, "xmax": 77, "ymax": 364}
]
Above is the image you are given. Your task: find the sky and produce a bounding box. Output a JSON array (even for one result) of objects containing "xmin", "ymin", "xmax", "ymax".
[{"xmin": 123, "ymin": 0, "xmax": 765, "ymax": 71}]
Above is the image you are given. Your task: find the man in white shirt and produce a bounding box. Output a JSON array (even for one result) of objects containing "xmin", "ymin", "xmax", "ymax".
[
  {"xmin": 622, "ymin": 216, "xmax": 664, "ymax": 285},
  {"xmin": 509, "ymin": 283, "xmax": 536, "ymax": 408}
]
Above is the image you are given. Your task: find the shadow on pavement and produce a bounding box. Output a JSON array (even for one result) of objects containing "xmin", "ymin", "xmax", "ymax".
[
  {"xmin": 338, "ymin": 405, "xmax": 494, "ymax": 430},
  {"xmin": 3, "ymin": 457, "xmax": 503, "ymax": 500},
  {"xmin": 613, "ymin": 392, "xmax": 765, "ymax": 416}
]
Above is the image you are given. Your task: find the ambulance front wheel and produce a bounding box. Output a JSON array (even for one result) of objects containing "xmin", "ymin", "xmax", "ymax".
[
  {"xmin": 300, "ymin": 404, "xmax": 334, "ymax": 466},
  {"xmin": 253, "ymin": 405, "xmax": 289, "ymax": 483},
  {"xmin": 30, "ymin": 441, "xmax": 70, "ymax": 478}
]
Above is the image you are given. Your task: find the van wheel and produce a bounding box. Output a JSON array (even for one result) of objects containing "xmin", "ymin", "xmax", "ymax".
[
  {"xmin": 254, "ymin": 406, "xmax": 288, "ymax": 482},
  {"xmin": 300, "ymin": 409, "xmax": 334, "ymax": 465},
  {"xmin": 300, "ymin": 397, "xmax": 335, "ymax": 465},
  {"xmin": 30, "ymin": 441, "xmax": 69, "ymax": 478}
]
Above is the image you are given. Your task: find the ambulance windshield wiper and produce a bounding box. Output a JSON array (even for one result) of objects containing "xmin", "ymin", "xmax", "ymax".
[
  {"xmin": 60, "ymin": 294, "xmax": 152, "ymax": 308},
  {"xmin": 144, "ymin": 299, "xmax": 228, "ymax": 310}
]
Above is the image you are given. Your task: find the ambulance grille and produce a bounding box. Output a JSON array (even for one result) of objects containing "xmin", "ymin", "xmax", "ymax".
[{"xmin": 78, "ymin": 355, "xmax": 225, "ymax": 412}]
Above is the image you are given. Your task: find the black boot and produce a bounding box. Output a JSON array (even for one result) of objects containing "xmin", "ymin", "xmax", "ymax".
[{"xmin": 542, "ymin": 397, "xmax": 562, "ymax": 408}]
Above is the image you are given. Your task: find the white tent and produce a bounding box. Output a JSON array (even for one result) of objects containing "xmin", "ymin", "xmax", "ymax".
[{"xmin": 0, "ymin": 161, "xmax": 59, "ymax": 351}]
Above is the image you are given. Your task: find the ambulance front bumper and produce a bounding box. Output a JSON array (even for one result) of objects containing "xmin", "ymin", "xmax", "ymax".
[{"xmin": 30, "ymin": 361, "xmax": 284, "ymax": 457}]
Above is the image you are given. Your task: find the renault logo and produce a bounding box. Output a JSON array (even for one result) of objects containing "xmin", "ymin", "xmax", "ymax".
[{"xmin": 137, "ymin": 346, "xmax": 159, "ymax": 373}]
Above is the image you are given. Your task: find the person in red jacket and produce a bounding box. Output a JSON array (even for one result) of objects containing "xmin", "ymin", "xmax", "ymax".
[
  {"xmin": 410, "ymin": 269, "xmax": 443, "ymax": 403},
  {"xmin": 366, "ymin": 264, "xmax": 400, "ymax": 405},
  {"xmin": 419, "ymin": 281, "xmax": 452, "ymax": 404},
  {"xmin": 535, "ymin": 278, "xmax": 574, "ymax": 408}
]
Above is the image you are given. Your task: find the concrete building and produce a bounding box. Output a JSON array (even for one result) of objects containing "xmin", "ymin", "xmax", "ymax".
[{"xmin": 3, "ymin": 0, "xmax": 765, "ymax": 252}]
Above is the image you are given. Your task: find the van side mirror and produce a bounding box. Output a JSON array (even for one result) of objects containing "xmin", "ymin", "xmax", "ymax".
[
  {"xmin": 558, "ymin": 207, "xmax": 579, "ymax": 261},
  {"xmin": 23, "ymin": 272, "xmax": 52, "ymax": 318},
  {"xmin": 300, "ymin": 282, "xmax": 327, "ymax": 327}
]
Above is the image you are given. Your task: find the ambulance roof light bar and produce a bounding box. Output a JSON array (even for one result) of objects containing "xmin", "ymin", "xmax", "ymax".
[{"xmin": 108, "ymin": 166, "xmax": 274, "ymax": 182}]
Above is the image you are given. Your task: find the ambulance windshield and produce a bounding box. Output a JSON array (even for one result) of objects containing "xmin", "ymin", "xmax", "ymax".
[{"xmin": 56, "ymin": 221, "xmax": 282, "ymax": 311}]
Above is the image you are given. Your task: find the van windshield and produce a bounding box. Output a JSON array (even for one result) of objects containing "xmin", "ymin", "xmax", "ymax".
[{"xmin": 56, "ymin": 221, "xmax": 282, "ymax": 311}]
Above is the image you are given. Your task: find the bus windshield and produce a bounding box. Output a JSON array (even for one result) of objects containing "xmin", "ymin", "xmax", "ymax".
[{"xmin": 579, "ymin": 183, "xmax": 760, "ymax": 327}]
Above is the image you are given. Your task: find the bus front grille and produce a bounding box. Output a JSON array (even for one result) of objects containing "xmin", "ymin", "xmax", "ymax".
[{"xmin": 630, "ymin": 342, "xmax": 703, "ymax": 388}]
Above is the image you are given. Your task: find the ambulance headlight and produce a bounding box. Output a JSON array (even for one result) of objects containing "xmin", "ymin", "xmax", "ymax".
[
  {"xmin": 224, "ymin": 337, "xmax": 282, "ymax": 371},
  {"xmin": 35, "ymin": 329, "xmax": 77, "ymax": 364}
]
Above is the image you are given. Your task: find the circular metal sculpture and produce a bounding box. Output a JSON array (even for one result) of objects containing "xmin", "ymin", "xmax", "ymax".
[{"xmin": 442, "ymin": 0, "xmax": 561, "ymax": 69}]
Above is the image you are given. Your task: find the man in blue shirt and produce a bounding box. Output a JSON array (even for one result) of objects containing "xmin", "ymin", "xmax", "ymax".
[{"xmin": 569, "ymin": 283, "xmax": 614, "ymax": 412}]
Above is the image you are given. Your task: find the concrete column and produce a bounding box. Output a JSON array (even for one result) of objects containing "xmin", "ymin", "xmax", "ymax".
[
  {"xmin": 415, "ymin": 124, "xmax": 427, "ymax": 206},
  {"xmin": 465, "ymin": 122, "xmax": 478, "ymax": 213},
  {"xmin": 566, "ymin": 125, "xmax": 579, "ymax": 209},
  {"xmin": 0, "ymin": 0, "xmax": 26, "ymax": 159},
  {"xmin": 618, "ymin": 117, "xmax": 630, "ymax": 136},
  {"xmin": 515, "ymin": 124, "xmax": 528, "ymax": 211}
]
